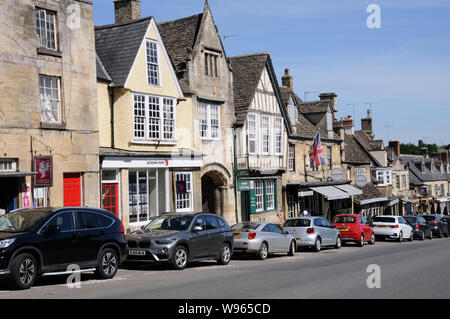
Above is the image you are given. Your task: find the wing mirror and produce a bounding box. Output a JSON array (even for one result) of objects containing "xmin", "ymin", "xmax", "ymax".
[
  {"xmin": 284, "ymin": 230, "xmax": 290, "ymax": 235},
  {"xmin": 192, "ymin": 225, "xmax": 203, "ymax": 232}
]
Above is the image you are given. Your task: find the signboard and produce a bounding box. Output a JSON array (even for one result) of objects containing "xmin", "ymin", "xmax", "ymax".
[
  {"xmin": 34, "ymin": 156, "xmax": 52, "ymax": 187},
  {"xmin": 418, "ymin": 187, "xmax": 427, "ymax": 196},
  {"xmin": 356, "ymin": 175, "xmax": 367, "ymax": 188},
  {"xmin": 249, "ymin": 189, "xmax": 257, "ymax": 214},
  {"xmin": 238, "ymin": 180, "xmax": 251, "ymax": 191},
  {"xmin": 331, "ymin": 168, "xmax": 344, "ymax": 182}
]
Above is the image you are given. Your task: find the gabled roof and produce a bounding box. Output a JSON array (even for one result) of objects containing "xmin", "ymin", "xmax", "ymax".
[
  {"xmin": 299, "ymin": 100, "xmax": 329, "ymax": 114},
  {"xmin": 96, "ymin": 52, "xmax": 112, "ymax": 83},
  {"xmin": 95, "ymin": 17, "xmax": 152, "ymax": 87},
  {"xmin": 399, "ymin": 155, "xmax": 448, "ymax": 183},
  {"xmin": 158, "ymin": 14, "xmax": 203, "ymax": 76},
  {"xmin": 279, "ymin": 86, "xmax": 303, "ymax": 106},
  {"xmin": 343, "ymin": 134, "xmax": 372, "ymax": 164},
  {"xmin": 229, "ymin": 52, "xmax": 269, "ymax": 125}
]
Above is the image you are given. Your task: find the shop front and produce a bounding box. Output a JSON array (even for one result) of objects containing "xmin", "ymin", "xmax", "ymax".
[{"xmin": 101, "ymin": 155, "xmax": 202, "ymax": 231}]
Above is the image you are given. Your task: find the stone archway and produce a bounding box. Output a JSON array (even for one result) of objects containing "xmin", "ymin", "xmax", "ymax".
[{"xmin": 201, "ymin": 164, "xmax": 231, "ymax": 215}]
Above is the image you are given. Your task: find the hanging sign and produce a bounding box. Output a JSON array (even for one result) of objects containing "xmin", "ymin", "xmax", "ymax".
[{"xmin": 34, "ymin": 156, "xmax": 53, "ymax": 187}]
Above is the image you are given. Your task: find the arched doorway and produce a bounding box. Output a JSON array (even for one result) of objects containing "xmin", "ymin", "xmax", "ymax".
[{"xmin": 201, "ymin": 167, "xmax": 229, "ymax": 215}]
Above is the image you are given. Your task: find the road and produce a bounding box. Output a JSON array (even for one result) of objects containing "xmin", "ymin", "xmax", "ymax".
[{"xmin": 1, "ymin": 237, "xmax": 450, "ymax": 299}]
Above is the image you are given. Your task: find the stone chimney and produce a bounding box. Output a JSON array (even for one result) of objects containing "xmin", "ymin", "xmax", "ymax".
[
  {"xmin": 421, "ymin": 147, "xmax": 428, "ymax": 158},
  {"xmin": 440, "ymin": 152, "xmax": 449, "ymax": 163},
  {"xmin": 361, "ymin": 109, "xmax": 373, "ymax": 138},
  {"xmin": 319, "ymin": 92, "xmax": 338, "ymax": 121},
  {"xmin": 342, "ymin": 115, "xmax": 354, "ymax": 135},
  {"xmin": 114, "ymin": 0, "xmax": 141, "ymax": 24},
  {"xmin": 389, "ymin": 140, "xmax": 400, "ymax": 157},
  {"xmin": 282, "ymin": 68, "xmax": 293, "ymax": 89}
]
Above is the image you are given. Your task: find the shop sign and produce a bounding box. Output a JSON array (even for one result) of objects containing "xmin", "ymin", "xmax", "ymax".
[
  {"xmin": 34, "ymin": 156, "xmax": 52, "ymax": 187},
  {"xmin": 238, "ymin": 180, "xmax": 251, "ymax": 191}
]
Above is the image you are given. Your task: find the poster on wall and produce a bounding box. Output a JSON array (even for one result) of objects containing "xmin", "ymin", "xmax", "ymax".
[
  {"xmin": 34, "ymin": 156, "xmax": 53, "ymax": 187},
  {"xmin": 22, "ymin": 183, "xmax": 31, "ymax": 208}
]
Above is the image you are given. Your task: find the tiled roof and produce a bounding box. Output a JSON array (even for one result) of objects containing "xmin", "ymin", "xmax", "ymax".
[
  {"xmin": 279, "ymin": 86, "xmax": 303, "ymax": 106},
  {"xmin": 343, "ymin": 134, "xmax": 372, "ymax": 164},
  {"xmin": 299, "ymin": 100, "xmax": 329, "ymax": 114},
  {"xmin": 158, "ymin": 13, "xmax": 203, "ymax": 81},
  {"xmin": 229, "ymin": 53, "xmax": 270, "ymax": 126},
  {"xmin": 96, "ymin": 53, "xmax": 112, "ymax": 82},
  {"xmin": 399, "ymin": 155, "xmax": 448, "ymax": 183},
  {"xmin": 95, "ymin": 18, "xmax": 152, "ymax": 87},
  {"xmin": 354, "ymin": 183, "xmax": 385, "ymax": 204}
]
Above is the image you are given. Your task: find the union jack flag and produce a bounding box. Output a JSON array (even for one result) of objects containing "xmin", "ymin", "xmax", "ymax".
[{"xmin": 309, "ymin": 130, "xmax": 327, "ymax": 170}]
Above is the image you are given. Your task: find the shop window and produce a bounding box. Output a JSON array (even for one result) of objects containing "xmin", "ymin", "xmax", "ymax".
[
  {"xmin": 266, "ymin": 180, "xmax": 275, "ymax": 210},
  {"xmin": 255, "ymin": 181, "xmax": 264, "ymax": 212},
  {"xmin": 176, "ymin": 172, "xmax": 193, "ymax": 212}
]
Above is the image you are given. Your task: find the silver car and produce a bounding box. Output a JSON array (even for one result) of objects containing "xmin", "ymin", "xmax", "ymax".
[
  {"xmin": 282, "ymin": 217, "xmax": 342, "ymax": 252},
  {"xmin": 231, "ymin": 222, "xmax": 297, "ymax": 260}
]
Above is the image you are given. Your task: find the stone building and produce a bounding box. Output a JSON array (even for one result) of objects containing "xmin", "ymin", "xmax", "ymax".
[
  {"xmin": 95, "ymin": 0, "xmax": 201, "ymax": 231},
  {"xmin": 278, "ymin": 70, "xmax": 361, "ymax": 222},
  {"xmin": 158, "ymin": 0, "xmax": 236, "ymax": 224},
  {"xmin": 0, "ymin": 0, "xmax": 100, "ymax": 213}
]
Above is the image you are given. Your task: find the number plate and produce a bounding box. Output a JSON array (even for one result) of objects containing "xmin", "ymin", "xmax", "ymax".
[
  {"xmin": 296, "ymin": 238, "xmax": 301, "ymax": 242},
  {"xmin": 128, "ymin": 249, "xmax": 146, "ymax": 256},
  {"xmin": 233, "ymin": 233, "xmax": 241, "ymax": 238}
]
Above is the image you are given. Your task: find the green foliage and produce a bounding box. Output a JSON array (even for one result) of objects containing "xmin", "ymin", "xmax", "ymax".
[{"xmin": 400, "ymin": 140, "xmax": 448, "ymax": 155}]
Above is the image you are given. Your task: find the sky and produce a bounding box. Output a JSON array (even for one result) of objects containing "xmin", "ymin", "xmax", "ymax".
[{"xmin": 92, "ymin": 0, "xmax": 450, "ymax": 146}]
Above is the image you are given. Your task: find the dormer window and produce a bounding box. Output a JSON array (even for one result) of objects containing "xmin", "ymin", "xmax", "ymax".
[
  {"xmin": 421, "ymin": 163, "xmax": 425, "ymax": 173},
  {"xmin": 146, "ymin": 40, "xmax": 160, "ymax": 86}
]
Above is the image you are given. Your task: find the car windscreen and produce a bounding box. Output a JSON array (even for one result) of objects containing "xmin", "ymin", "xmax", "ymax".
[
  {"xmin": 232, "ymin": 222, "xmax": 260, "ymax": 231},
  {"xmin": 372, "ymin": 216, "xmax": 396, "ymax": 223},
  {"xmin": 143, "ymin": 215, "xmax": 193, "ymax": 231},
  {"xmin": 0, "ymin": 209, "xmax": 52, "ymax": 233},
  {"xmin": 404, "ymin": 217, "xmax": 417, "ymax": 224},
  {"xmin": 334, "ymin": 216, "xmax": 356, "ymax": 224},
  {"xmin": 282, "ymin": 219, "xmax": 311, "ymax": 227},
  {"xmin": 421, "ymin": 215, "xmax": 436, "ymax": 222}
]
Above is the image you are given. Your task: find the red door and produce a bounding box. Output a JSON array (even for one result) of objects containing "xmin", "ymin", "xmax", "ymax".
[
  {"xmin": 102, "ymin": 183, "xmax": 118, "ymax": 217},
  {"xmin": 63, "ymin": 173, "xmax": 81, "ymax": 207}
]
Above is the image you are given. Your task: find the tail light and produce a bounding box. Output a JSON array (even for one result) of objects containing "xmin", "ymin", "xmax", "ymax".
[
  {"xmin": 389, "ymin": 225, "xmax": 399, "ymax": 229},
  {"xmin": 430, "ymin": 221, "xmax": 438, "ymax": 225},
  {"xmin": 307, "ymin": 227, "xmax": 315, "ymax": 234},
  {"xmin": 248, "ymin": 232, "xmax": 257, "ymax": 240},
  {"xmin": 415, "ymin": 223, "xmax": 420, "ymax": 230},
  {"xmin": 119, "ymin": 221, "xmax": 125, "ymax": 234}
]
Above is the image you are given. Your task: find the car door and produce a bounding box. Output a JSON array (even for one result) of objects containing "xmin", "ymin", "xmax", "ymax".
[
  {"xmin": 359, "ymin": 216, "xmax": 371, "ymax": 241},
  {"xmin": 38, "ymin": 211, "xmax": 78, "ymax": 269},
  {"xmin": 398, "ymin": 217, "xmax": 411, "ymax": 238},
  {"xmin": 320, "ymin": 218, "xmax": 334, "ymax": 245},
  {"xmin": 75, "ymin": 210, "xmax": 114, "ymax": 264},
  {"xmin": 204, "ymin": 214, "xmax": 222, "ymax": 256},
  {"xmin": 271, "ymin": 224, "xmax": 291, "ymax": 252},
  {"xmin": 260, "ymin": 224, "xmax": 277, "ymax": 252},
  {"xmin": 189, "ymin": 215, "xmax": 211, "ymax": 259}
]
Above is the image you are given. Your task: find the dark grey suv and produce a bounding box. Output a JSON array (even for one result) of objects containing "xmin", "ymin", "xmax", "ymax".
[{"xmin": 125, "ymin": 213, "xmax": 234, "ymax": 270}]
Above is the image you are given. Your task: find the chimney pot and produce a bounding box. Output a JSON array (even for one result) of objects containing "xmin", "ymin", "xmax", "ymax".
[
  {"xmin": 389, "ymin": 140, "xmax": 401, "ymax": 157},
  {"xmin": 282, "ymin": 67, "xmax": 293, "ymax": 89}
]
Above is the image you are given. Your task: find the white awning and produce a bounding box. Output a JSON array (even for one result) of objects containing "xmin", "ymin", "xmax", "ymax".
[
  {"xmin": 438, "ymin": 197, "xmax": 450, "ymax": 203},
  {"xmin": 335, "ymin": 184, "xmax": 363, "ymax": 196},
  {"xmin": 309, "ymin": 186, "xmax": 350, "ymax": 200},
  {"xmin": 360, "ymin": 197, "xmax": 389, "ymax": 205},
  {"xmin": 298, "ymin": 190, "xmax": 314, "ymax": 197}
]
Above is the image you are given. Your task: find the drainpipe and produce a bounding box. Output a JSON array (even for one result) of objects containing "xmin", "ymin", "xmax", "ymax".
[
  {"xmin": 232, "ymin": 125, "xmax": 239, "ymax": 224},
  {"xmin": 109, "ymin": 84, "xmax": 115, "ymax": 149}
]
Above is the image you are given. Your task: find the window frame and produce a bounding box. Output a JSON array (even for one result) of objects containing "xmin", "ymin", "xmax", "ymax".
[
  {"xmin": 247, "ymin": 113, "xmax": 258, "ymax": 155},
  {"xmin": 36, "ymin": 7, "xmax": 58, "ymax": 51},
  {"xmin": 39, "ymin": 75, "xmax": 62, "ymax": 124},
  {"xmin": 288, "ymin": 144, "xmax": 295, "ymax": 171},
  {"xmin": 198, "ymin": 102, "xmax": 221, "ymax": 140},
  {"xmin": 133, "ymin": 93, "xmax": 176, "ymax": 142},
  {"xmin": 176, "ymin": 172, "xmax": 194, "ymax": 213},
  {"xmin": 146, "ymin": 39, "xmax": 160, "ymax": 86},
  {"xmin": 274, "ymin": 117, "xmax": 283, "ymax": 155},
  {"xmin": 261, "ymin": 115, "xmax": 270, "ymax": 155},
  {"xmin": 204, "ymin": 51, "xmax": 219, "ymax": 77},
  {"xmin": 254, "ymin": 180, "xmax": 264, "ymax": 213}
]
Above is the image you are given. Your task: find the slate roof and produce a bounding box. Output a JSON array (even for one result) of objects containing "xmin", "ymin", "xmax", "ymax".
[
  {"xmin": 279, "ymin": 86, "xmax": 303, "ymax": 106},
  {"xmin": 96, "ymin": 53, "xmax": 112, "ymax": 82},
  {"xmin": 158, "ymin": 14, "xmax": 203, "ymax": 78},
  {"xmin": 95, "ymin": 18, "xmax": 152, "ymax": 87},
  {"xmin": 343, "ymin": 134, "xmax": 372, "ymax": 164},
  {"xmin": 229, "ymin": 53, "xmax": 272, "ymax": 126},
  {"xmin": 354, "ymin": 130, "xmax": 381, "ymax": 152},
  {"xmin": 354, "ymin": 183, "xmax": 385, "ymax": 204},
  {"xmin": 399, "ymin": 155, "xmax": 448, "ymax": 183}
]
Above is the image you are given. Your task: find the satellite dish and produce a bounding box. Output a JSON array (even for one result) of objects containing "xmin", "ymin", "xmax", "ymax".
[
  {"xmin": 356, "ymin": 175, "xmax": 367, "ymax": 188},
  {"xmin": 331, "ymin": 168, "xmax": 344, "ymax": 182}
]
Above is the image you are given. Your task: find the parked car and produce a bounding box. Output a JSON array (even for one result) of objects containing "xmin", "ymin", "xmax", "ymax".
[
  {"xmin": 404, "ymin": 215, "xmax": 432, "ymax": 240},
  {"xmin": 332, "ymin": 214, "xmax": 375, "ymax": 246},
  {"xmin": 0, "ymin": 207, "xmax": 127, "ymax": 289},
  {"xmin": 282, "ymin": 216, "xmax": 342, "ymax": 252},
  {"xmin": 442, "ymin": 216, "xmax": 450, "ymax": 234},
  {"xmin": 370, "ymin": 215, "xmax": 413, "ymax": 242},
  {"xmin": 125, "ymin": 213, "xmax": 233, "ymax": 270},
  {"xmin": 231, "ymin": 222, "xmax": 296, "ymax": 260},
  {"xmin": 420, "ymin": 214, "xmax": 449, "ymax": 238}
]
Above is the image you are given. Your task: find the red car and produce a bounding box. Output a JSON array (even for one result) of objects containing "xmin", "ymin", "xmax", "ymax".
[{"xmin": 332, "ymin": 214, "xmax": 375, "ymax": 246}]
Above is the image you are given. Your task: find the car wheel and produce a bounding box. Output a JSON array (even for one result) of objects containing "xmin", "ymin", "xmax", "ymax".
[
  {"xmin": 408, "ymin": 231, "xmax": 414, "ymax": 242},
  {"xmin": 429, "ymin": 230, "xmax": 433, "ymax": 239},
  {"xmin": 335, "ymin": 236, "xmax": 342, "ymax": 249},
  {"xmin": 217, "ymin": 243, "xmax": 231, "ymax": 265},
  {"xmin": 313, "ymin": 238, "xmax": 321, "ymax": 252},
  {"xmin": 420, "ymin": 231, "xmax": 425, "ymax": 241},
  {"xmin": 95, "ymin": 248, "xmax": 119, "ymax": 279},
  {"xmin": 369, "ymin": 233, "xmax": 376, "ymax": 245},
  {"xmin": 398, "ymin": 231, "xmax": 403, "ymax": 242},
  {"xmin": 8, "ymin": 253, "xmax": 37, "ymax": 290},
  {"xmin": 288, "ymin": 240, "xmax": 296, "ymax": 256},
  {"xmin": 438, "ymin": 230, "xmax": 443, "ymax": 238},
  {"xmin": 257, "ymin": 242, "xmax": 268, "ymax": 260},
  {"xmin": 172, "ymin": 246, "xmax": 189, "ymax": 270},
  {"xmin": 445, "ymin": 231, "xmax": 449, "ymax": 238},
  {"xmin": 358, "ymin": 234, "xmax": 364, "ymax": 247}
]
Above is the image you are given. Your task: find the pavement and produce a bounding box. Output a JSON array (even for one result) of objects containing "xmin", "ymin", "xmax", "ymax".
[{"xmin": 1, "ymin": 237, "xmax": 449, "ymax": 299}]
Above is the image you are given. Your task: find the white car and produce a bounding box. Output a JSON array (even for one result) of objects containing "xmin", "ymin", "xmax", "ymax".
[{"xmin": 371, "ymin": 215, "xmax": 414, "ymax": 242}]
